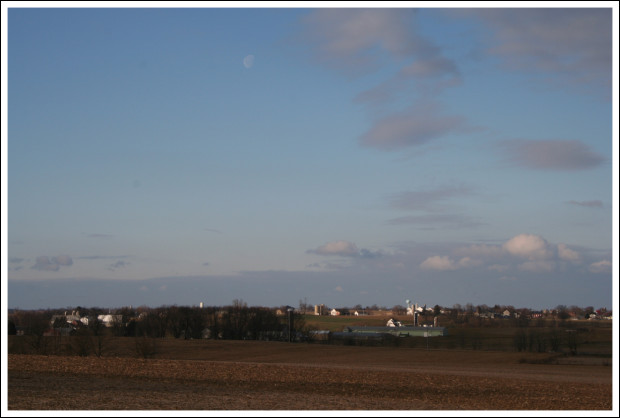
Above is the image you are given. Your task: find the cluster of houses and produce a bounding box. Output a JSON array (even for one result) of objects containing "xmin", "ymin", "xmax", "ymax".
[
  {"xmin": 13, "ymin": 303, "xmax": 612, "ymax": 338},
  {"xmin": 470, "ymin": 308, "xmax": 613, "ymax": 321},
  {"xmin": 320, "ymin": 305, "xmax": 613, "ymax": 321},
  {"xmin": 45, "ymin": 310, "xmax": 123, "ymax": 336},
  {"xmin": 324, "ymin": 304, "xmax": 435, "ymax": 317}
]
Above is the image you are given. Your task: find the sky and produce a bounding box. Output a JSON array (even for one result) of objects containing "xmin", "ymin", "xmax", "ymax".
[{"xmin": 2, "ymin": 2, "xmax": 618, "ymax": 311}]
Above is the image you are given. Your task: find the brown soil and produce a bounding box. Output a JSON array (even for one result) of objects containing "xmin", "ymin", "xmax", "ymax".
[{"xmin": 8, "ymin": 340, "xmax": 613, "ymax": 410}]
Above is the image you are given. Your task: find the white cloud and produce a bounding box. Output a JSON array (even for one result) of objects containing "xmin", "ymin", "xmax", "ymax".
[
  {"xmin": 310, "ymin": 240, "xmax": 360, "ymax": 257},
  {"xmin": 420, "ymin": 255, "xmax": 481, "ymax": 271},
  {"xmin": 427, "ymin": 234, "xmax": 589, "ymax": 275},
  {"xmin": 557, "ymin": 244, "xmax": 581, "ymax": 263},
  {"xmin": 502, "ymin": 234, "xmax": 553, "ymax": 260},
  {"xmin": 457, "ymin": 257, "xmax": 483, "ymax": 268},
  {"xmin": 589, "ymin": 260, "xmax": 612, "ymax": 274},
  {"xmin": 420, "ymin": 255, "xmax": 457, "ymax": 271}
]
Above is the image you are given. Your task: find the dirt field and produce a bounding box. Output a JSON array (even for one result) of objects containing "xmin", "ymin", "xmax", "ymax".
[{"xmin": 8, "ymin": 340, "xmax": 613, "ymax": 410}]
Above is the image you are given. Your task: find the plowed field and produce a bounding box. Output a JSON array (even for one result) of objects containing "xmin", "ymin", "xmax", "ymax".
[{"xmin": 8, "ymin": 340, "xmax": 613, "ymax": 410}]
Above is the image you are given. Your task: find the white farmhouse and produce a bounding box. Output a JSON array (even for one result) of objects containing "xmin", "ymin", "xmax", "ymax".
[{"xmin": 97, "ymin": 314, "xmax": 123, "ymax": 327}]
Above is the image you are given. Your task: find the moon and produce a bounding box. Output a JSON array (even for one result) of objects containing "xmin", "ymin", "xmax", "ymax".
[{"xmin": 243, "ymin": 54, "xmax": 254, "ymax": 69}]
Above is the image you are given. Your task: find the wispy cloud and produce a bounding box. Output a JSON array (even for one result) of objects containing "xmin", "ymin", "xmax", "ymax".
[
  {"xmin": 385, "ymin": 214, "xmax": 483, "ymax": 230},
  {"xmin": 567, "ymin": 200, "xmax": 603, "ymax": 208},
  {"xmin": 309, "ymin": 240, "xmax": 359, "ymax": 257},
  {"xmin": 464, "ymin": 8, "xmax": 612, "ymax": 97},
  {"xmin": 501, "ymin": 139, "xmax": 605, "ymax": 170},
  {"xmin": 359, "ymin": 101, "xmax": 468, "ymax": 151},
  {"xmin": 386, "ymin": 184, "xmax": 479, "ymax": 229},
  {"xmin": 107, "ymin": 260, "xmax": 129, "ymax": 271},
  {"xmin": 589, "ymin": 259, "xmax": 612, "ymax": 274},
  {"xmin": 306, "ymin": 261, "xmax": 351, "ymax": 271},
  {"xmin": 388, "ymin": 184, "xmax": 473, "ymax": 212},
  {"xmin": 31, "ymin": 255, "xmax": 73, "ymax": 271},
  {"xmin": 77, "ymin": 255, "xmax": 130, "ymax": 260},
  {"xmin": 307, "ymin": 240, "xmax": 381, "ymax": 259},
  {"xmin": 455, "ymin": 244, "xmax": 505, "ymax": 259},
  {"xmin": 301, "ymin": 9, "xmax": 422, "ymax": 75},
  {"xmin": 354, "ymin": 47, "xmax": 462, "ymax": 106},
  {"xmin": 301, "ymin": 9, "xmax": 468, "ymax": 152}
]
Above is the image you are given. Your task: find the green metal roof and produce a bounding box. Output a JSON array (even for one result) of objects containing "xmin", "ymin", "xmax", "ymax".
[{"xmin": 344, "ymin": 326, "xmax": 447, "ymax": 336}]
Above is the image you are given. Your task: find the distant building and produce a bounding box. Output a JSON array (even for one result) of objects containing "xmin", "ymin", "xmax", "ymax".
[
  {"xmin": 343, "ymin": 325, "xmax": 447, "ymax": 337},
  {"xmin": 386, "ymin": 318, "xmax": 402, "ymax": 327},
  {"xmin": 97, "ymin": 314, "xmax": 123, "ymax": 327},
  {"xmin": 50, "ymin": 311, "xmax": 90, "ymax": 327}
]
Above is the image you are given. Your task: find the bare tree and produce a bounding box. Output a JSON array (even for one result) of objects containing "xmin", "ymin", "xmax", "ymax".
[
  {"xmin": 19, "ymin": 311, "xmax": 51, "ymax": 354},
  {"xmin": 88, "ymin": 318, "xmax": 110, "ymax": 357},
  {"xmin": 111, "ymin": 314, "xmax": 126, "ymax": 337},
  {"xmin": 134, "ymin": 335, "xmax": 158, "ymax": 359},
  {"xmin": 71, "ymin": 327, "xmax": 92, "ymax": 357},
  {"xmin": 391, "ymin": 305, "xmax": 406, "ymax": 315}
]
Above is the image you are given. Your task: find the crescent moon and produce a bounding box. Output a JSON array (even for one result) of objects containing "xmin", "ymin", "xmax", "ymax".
[{"xmin": 243, "ymin": 55, "xmax": 254, "ymax": 69}]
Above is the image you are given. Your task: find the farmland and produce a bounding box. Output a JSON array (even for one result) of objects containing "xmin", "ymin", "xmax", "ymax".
[
  {"xmin": 8, "ymin": 333, "xmax": 613, "ymax": 410},
  {"xmin": 7, "ymin": 310, "xmax": 613, "ymax": 410},
  {"xmin": 301, "ymin": 314, "xmax": 613, "ymax": 353}
]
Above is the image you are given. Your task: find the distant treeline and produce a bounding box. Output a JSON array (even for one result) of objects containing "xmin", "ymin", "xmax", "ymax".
[
  {"xmin": 8, "ymin": 301, "xmax": 309, "ymax": 342},
  {"xmin": 7, "ymin": 302, "xmax": 612, "ymax": 358}
]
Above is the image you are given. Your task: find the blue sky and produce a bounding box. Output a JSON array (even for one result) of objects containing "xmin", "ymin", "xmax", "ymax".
[{"xmin": 3, "ymin": 3, "xmax": 618, "ymax": 311}]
